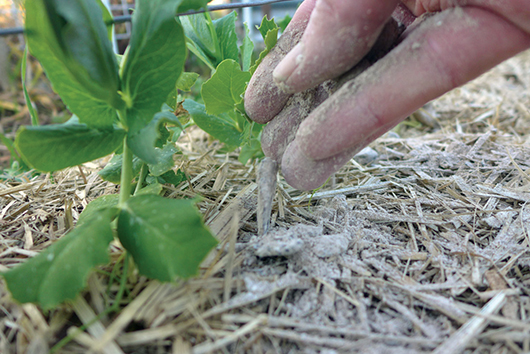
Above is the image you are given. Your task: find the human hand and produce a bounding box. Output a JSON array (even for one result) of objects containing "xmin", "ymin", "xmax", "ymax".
[{"xmin": 244, "ymin": 0, "xmax": 530, "ymax": 190}]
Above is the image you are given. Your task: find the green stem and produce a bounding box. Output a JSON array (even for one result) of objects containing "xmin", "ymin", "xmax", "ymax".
[
  {"xmin": 22, "ymin": 47, "xmax": 39, "ymax": 126},
  {"xmin": 113, "ymin": 252, "xmax": 130, "ymax": 308},
  {"xmin": 119, "ymin": 136, "xmax": 133, "ymax": 206},
  {"xmin": 205, "ymin": 12, "xmax": 221, "ymax": 60},
  {"xmin": 134, "ymin": 163, "xmax": 148, "ymax": 195}
]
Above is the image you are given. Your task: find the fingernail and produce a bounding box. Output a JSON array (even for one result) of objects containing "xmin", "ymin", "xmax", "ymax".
[{"xmin": 273, "ymin": 42, "xmax": 304, "ymax": 87}]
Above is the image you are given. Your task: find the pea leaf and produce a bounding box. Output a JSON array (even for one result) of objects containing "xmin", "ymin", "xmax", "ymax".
[
  {"xmin": 15, "ymin": 123, "xmax": 125, "ymax": 172},
  {"xmin": 178, "ymin": 0, "xmax": 209, "ymax": 13},
  {"xmin": 148, "ymin": 169, "xmax": 186, "ymax": 186},
  {"xmin": 117, "ymin": 195, "xmax": 217, "ymax": 281},
  {"xmin": 183, "ymin": 99, "xmax": 242, "ymax": 148},
  {"xmin": 121, "ymin": 0, "xmax": 187, "ymax": 134},
  {"xmin": 239, "ymin": 121, "xmax": 264, "ymax": 164},
  {"xmin": 128, "ymin": 108, "xmax": 183, "ymax": 165},
  {"xmin": 176, "ymin": 72, "xmax": 200, "ymax": 91},
  {"xmin": 240, "ymin": 22, "xmax": 254, "ymax": 72},
  {"xmin": 98, "ymin": 153, "xmax": 144, "ymax": 184},
  {"xmin": 257, "ymin": 16, "xmax": 277, "ymax": 39},
  {"xmin": 180, "ymin": 14, "xmax": 217, "ymax": 70},
  {"xmin": 147, "ymin": 143, "xmax": 178, "ymax": 177},
  {"xmin": 277, "ymin": 14, "xmax": 292, "ymax": 32},
  {"xmin": 135, "ymin": 182, "xmax": 163, "ymax": 196},
  {"xmin": 250, "ymin": 16, "xmax": 279, "ymax": 74},
  {"xmin": 77, "ymin": 194, "xmax": 119, "ymax": 227},
  {"xmin": 3, "ymin": 208, "xmax": 116, "ymax": 309},
  {"xmin": 239, "ymin": 137, "xmax": 264, "ymax": 165},
  {"xmin": 25, "ymin": 0, "xmax": 123, "ymax": 129},
  {"xmin": 201, "ymin": 59, "xmax": 251, "ymax": 115},
  {"xmin": 213, "ymin": 11, "xmax": 239, "ymax": 64}
]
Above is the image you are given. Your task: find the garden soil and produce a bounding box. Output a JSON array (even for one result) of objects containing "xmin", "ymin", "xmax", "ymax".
[{"xmin": 1, "ymin": 50, "xmax": 530, "ymax": 353}]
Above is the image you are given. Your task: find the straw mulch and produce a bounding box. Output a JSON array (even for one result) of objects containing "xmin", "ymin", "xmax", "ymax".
[{"xmin": 1, "ymin": 50, "xmax": 530, "ymax": 354}]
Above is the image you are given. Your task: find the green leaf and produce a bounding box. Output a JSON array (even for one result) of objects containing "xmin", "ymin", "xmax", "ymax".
[
  {"xmin": 277, "ymin": 14, "xmax": 292, "ymax": 32},
  {"xmin": 150, "ymin": 169, "xmax": 186, "ymax": 186},
  {"xmin": 15, "ymin": 123, "xmax": 125, "ymax": 172},
  {"xmin": 240, "ymin": 22, "xmax": 254, "ymax": 72},
  {"xmin": 250, "ymin": 16, "xmax": 278, "ymax": 74},
  {"xmin": 128, "ymin": 108, "xmax": 183, "ymax": 165},
  {"xmin": 25, "ymin": 0, "xmax": 123, "ymax": 128},
  {"xmin": 168, "ymin": 125, "xmax": 184, "ymax": 143},
  {"xmin": 239, "ymin": 139, "xmax": 264, "ymax": 165},
  {"xmin": 180, "ymin": 13, "xmax": 217, "ymax": 67},
  {"xmin": 257, "ymin": 16, "xmax": 277, "ymax": 39},
  {"xmin": 183, "ymin": 99, "xmax": 242, "ymax": 147},
  {"xmin": 239, "ymin": 122, "xmax": 264, "ymax": 164},
  {"xmin": 147, "ymin": 143, "xmax": 178, "ymax": 176},
  {"xmin": 201, "ymin": 59, "xmax": 251, "ymax": 115},
  {"xmin": 117, "ymin": 195, "xmax": 217, "ymax": 280},
  {"xmin": 3, "ymin": 208, "xmax": 116, "ymax": 309},
  {"xmin": 181, "ymin": 11, "xmax": 239, "ymax": 69},
  {"xmin": 77, "ymin": 194, "xmax": 119, "ymax": 227},
  {"xmin": 213, "ymin": 11, "xmax": 239, "ymax": 64},
  {"xmin": 135, "ymin": 182, "xmax": 163, "ymax": 196},
  {"xmin": 183, "ymin": 41, "xmax": 215, "ymax": 71},
  {"xmin": 176, "ymin": 72, "xmax": 200, "ymax": 92},
  {"xmin": 178, "ymin": 0, "xmax": 209, "ymax": 14},
  {"xmin": 98, "ymin": 153, "xmax": 144, "ymax": 184},
  {"xmin": 121, "ymin": 0, "xmax": 187, "ymax": 133}
]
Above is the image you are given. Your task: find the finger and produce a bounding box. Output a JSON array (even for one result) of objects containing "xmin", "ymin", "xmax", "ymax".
[
  {"xmin": 281, "ymin": 140, "xmax": 360, "ymax": 191},
  {"xmin": 283, "ymin": 7, "xmax": 530, "ymax": 190},
  {"xmin": 243, "ymin": 0, "xmax": 317, "ymax": 124},
  {"xmin": 261, "ymin": 81, "xmax": 335, "ymax": 161},
  {"xmin": 273, "ymin": 0, "xmax": 400, "ymax": 94},
  {"xmin": 262, "ymin": 18, "xmax": 404, "ymax": 162}
]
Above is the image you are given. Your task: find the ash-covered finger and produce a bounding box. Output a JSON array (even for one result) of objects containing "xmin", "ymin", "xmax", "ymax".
[
  {"xmin": 281, "ymin": 140, "xmax": 363, "ymax": 191},
  {"xmin": 272, "ymin": 0, "xmax": 401, "ymax": 94},
  {"xmin": 244, "ymin": 3, "xmax": 312, "ymax": 124},
  {"xmin": 288, "ymin": 6, "xmax": 530, "ymax": 189},
  {"xmin": 262, "ymin": 18, "xmax": 403, "ymax": 164},
  {"xmin": 261, "ymin": 87, "xmax": 320, "ymax": 162}
]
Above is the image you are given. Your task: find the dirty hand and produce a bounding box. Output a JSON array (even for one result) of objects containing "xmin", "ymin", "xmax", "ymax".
[{"xmin": 244, "ymin": 0, "xmax": 530, "ymax": 190}]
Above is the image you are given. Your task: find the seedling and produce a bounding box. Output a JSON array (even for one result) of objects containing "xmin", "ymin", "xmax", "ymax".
[
  {"xmin": 2, "ymin": 0, "xmax": 284, "ymax": 310},
  {"xmin": 183, "ymin": 14, "xmax": 280, "ymax": 164},
  {"xmin": 2, "ymin": 0, "xmax": 219, "ymax": 309}
]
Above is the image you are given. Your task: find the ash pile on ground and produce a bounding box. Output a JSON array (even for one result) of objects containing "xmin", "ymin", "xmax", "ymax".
[{"xmin": 222, "ymin": 128, "xmax": 530, "ymax": 353}]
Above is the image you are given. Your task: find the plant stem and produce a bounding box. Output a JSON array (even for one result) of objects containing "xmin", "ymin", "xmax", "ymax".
[
  {"xmin": 119, "ymin": 136, "xmax": 133, "ymax": 206},
  {"xmin": 134, "ymin": 163, "xmax": 147, "ymax": 195},
  {"xmin": 22, "ymin": 47, "xmax": 39, "ymax": 126}
]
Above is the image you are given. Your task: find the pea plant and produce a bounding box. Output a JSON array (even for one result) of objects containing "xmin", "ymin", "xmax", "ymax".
[
  {"xmin": 180, "ymin": 11, "xmax": 279, "ymax": 164},
  {"xmin": 2, "ymin": 0, "xmax": 280, "ymax": 309}
]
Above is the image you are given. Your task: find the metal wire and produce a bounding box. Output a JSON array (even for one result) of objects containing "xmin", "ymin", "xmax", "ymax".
[{"xmin": 0, "ymin": 0, "xmax": 301, "ymax": 37}]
